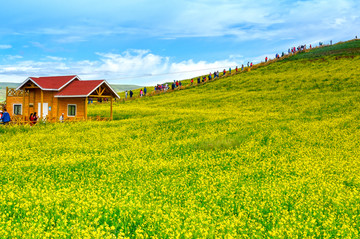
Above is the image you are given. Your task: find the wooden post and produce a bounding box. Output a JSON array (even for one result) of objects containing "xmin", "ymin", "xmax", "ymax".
[
  {"xmin": 40, "ymin": 90, "xmax": 43, "ymax": 119},
  {"xmin": 22, "ymin": 90, "xmax": 26, "ymax": 121},
  {"xmin": 56, "ymin": 98, "xmax": 59, "ymax": 122},
  {"xmin": 110, "ymin": 97, "xmax": 113, "ymax": 120},
  {"xmin": 33, "ymin": 90, "xmax": 36, "ymax": 113},
  {"xmin": 50, "ymin": 92, "xmax": 53, "ymax": 121},
  {"xmin": 85, "ymin": 97, "xmax": 88, "ymax": 120},
  {"xmin": 28, "ymin": 90, "xmax": 30, "ymax": 118},
  {"xmin": 5, "ymin": 87, "xmax": 8, "ymax": 109}
]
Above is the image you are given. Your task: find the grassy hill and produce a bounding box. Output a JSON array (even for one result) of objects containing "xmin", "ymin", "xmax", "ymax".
[
  {"xmin": 1, "ymin": 40, "xmax": 360, "ymax": 237},
  {"xmin": 284, "ymin": 40, "xmax": 360, "ymax": 61}
]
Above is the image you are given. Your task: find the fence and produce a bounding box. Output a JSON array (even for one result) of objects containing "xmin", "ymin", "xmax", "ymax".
[{"xmin": 3, "ymin": 115, "xmax": 111, "ymax": 126}]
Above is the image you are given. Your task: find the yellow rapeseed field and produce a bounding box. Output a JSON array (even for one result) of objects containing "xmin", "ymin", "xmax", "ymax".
[{"xmin": 1, "ymin": 42, "xmax": 360, "ymax": 238}]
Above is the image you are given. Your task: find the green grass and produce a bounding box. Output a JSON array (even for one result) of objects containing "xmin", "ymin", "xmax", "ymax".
[
  {"xmin": 1, "ymin": 40, "xmax": 360, "ymax": 238},
  {"xmin": 284, "ymin": 39, "xmax": 360, "ymax": 61}
]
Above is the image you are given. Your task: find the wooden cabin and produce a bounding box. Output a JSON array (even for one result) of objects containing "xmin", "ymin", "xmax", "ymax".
[{"xmin": 5, "ymin": 75, "xmax": 120, "ymax": 121}]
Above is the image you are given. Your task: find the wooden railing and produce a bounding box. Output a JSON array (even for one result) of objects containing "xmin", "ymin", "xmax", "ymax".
[
  {"xmin": 6, "ymin": 88, "xmax": 29, "ymax": 97},
  {"xmin": 3, "ymin": 115, "xmax": 111, "ymax": 126}
]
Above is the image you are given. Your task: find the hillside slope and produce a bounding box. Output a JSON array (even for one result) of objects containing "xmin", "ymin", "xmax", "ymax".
[{"xmin": 1, "ymin": 40, "xmax": 360, "ymax": 238}]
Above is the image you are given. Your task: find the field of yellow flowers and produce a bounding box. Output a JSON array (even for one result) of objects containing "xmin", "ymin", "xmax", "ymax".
[{"xmin": 1, "ymin": 41, "xmax": 360, "ymax": 238}]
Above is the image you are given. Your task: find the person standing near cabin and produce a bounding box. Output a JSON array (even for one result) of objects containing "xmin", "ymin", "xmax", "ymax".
[
  {"xmin": 59, "ymin": 113, "xmax": 64, "ymax": 123},
  {"xmin": 32, "ymin": 112, "xmax": 38, "ymax": 125},
  {"xmin": 29, "ymin": 113, "xmax": 34, "ymax": 125},
  {"xmin": 1, "ymin": 109, "xmax": 10, "ymax": 125}
]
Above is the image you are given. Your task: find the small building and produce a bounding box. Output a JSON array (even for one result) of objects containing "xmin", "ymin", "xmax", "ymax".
[{"xmin": 5, "ymin": 75, "xmax": 120, "ymax": 121}]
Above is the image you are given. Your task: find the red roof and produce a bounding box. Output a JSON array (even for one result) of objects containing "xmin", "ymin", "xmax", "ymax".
[
  {"xmin": 27, "ymin": 75, "xmax": 78, "ymax": 90},
  {"xmin": 55, "ymin": 80, "xmax": 104, "ymax": 97},
  {"xmin": 16, "ymin": 75, "xmax": 120, "ymax": 98}
]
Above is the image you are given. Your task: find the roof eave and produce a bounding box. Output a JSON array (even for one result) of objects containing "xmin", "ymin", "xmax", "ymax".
[
  {"xmin": 41, "ymin": 88, "xmax": 60, "ymax": 91},
  {"xmin": 16, "ymin": 77, "xmax": 44, "ymax": 90},
  {"xmin": 83, "ymin": 80, "xmax": 120, "ymax": 99},
  {"xmin": 54, "ymin": 95, "xmax": 88, "ymax": 98},
  {"xmin": 100, "ymin": 80, "xmax": 121, "ymax": 99}
]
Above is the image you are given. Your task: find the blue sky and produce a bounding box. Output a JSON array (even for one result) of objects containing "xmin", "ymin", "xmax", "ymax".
[{"xmin": 0, "ymin": 0, "xmax": 359, "ymax": 85}]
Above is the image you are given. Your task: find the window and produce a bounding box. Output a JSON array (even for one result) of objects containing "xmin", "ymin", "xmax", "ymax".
[
  {"xmin": 14, "ymin": 104, "xmax": 22, "ymax": 115},
  {"xmin": 67, "ymin": 104, "xmax": 76, "ymax": 117}
]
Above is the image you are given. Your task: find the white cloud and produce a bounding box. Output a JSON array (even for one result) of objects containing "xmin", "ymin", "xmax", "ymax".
[
  {"xmin": 46, "ymin": 56, "xmax": 66, "ymax": 61},
  {"xmin": 55, "ymin": 36, "xmax": 87, "ymax": 44},
  {"xmin": 5, "ymin": 55, "xmax": 23, "ymax": 60},
  {"xmin": 0, "ymin": 45, "xmax": 12, "ymax": 49},
  {"xmin": 0, "ymin": 49, "xmax": 239, "ymax": 85}
]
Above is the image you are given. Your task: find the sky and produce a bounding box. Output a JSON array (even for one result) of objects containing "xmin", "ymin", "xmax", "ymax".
[{"xmin": 0, "ymin": 0, "xmax": 359, "ymax": 85}]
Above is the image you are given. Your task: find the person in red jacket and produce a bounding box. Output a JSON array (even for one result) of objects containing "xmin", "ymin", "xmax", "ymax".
[{"xmin": 31, "ymin": 112, "xmax": 38, "ymax": 125}]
